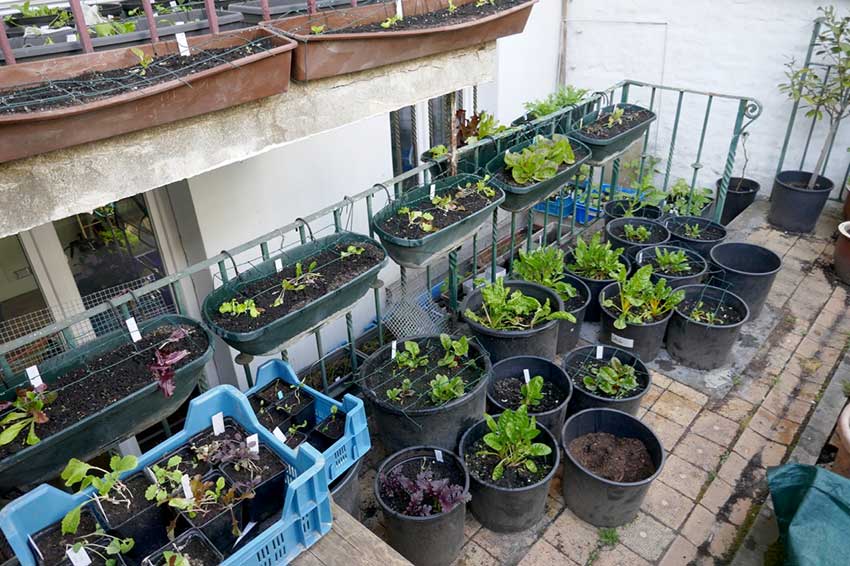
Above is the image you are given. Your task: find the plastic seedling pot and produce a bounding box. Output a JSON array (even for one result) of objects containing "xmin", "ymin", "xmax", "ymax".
[
  {"xmin": 634, "ymin": 245, "xmax": 708, "ymax": 289},
  {"xmin": 561, "ymin": 408, "xmax": 665, "ymax": 527},
  {"xmin": 562, "ymin": 345, "xmax": 651, "ymax": 417},
  {"xmin": 29, "ymin": 506, "xmax": 102, "ymax": 566},
  {"xmin": 179, "ymin": 474, "xmax": 249, "ymax": 555},
  {"xmin": 719, "ymin": 177, "xmax": 761, "ymax": 225},
  {"xmin": 330, "ymin": 459, "xmax": 362, "ymax": 521},
  {"xmin": 768, "ymin": 171, "xmax": 835, "ymax": 233},
  {"xmin": 564, "ymin": 251, "xmax": 632, "ymax": 323},
  {"xmin": 142, "ymin": 529, "xmax": 223, "ymax": 566},
  {"xmin": 484, "ymin": 136, "xmax": 591, "ymax": 212},
  {"xmin": 709, "ymin": 242, "xmax": 781, "ymax": 320},
  {"xmin": 359, "ymin": 334, "xmax": 491, "ymax": 454},
  {"xmin": 602, "ymin": 200, "xmax": 663, "ymax": 225},
  {"xmin": 113, "ymin": 502, "xmax": 182, "ymax": 563},
  {"xmin": 665, "ymin": 215, "xmax": 728, "ymax": 259},
  {"xmin": 604, "ymin": 217, "xmax": 670, "ymax": 260},
  {"xmin": 461, "ymin": 280, "xmax": 563, "ymax": 362},
  {"xmin": 371, "ymin": 174, "xmax": 505, "ymax": 269},
  {"xmin": 556, "ymin": 274, "xmax": 591, "ymax": 353},
  {"xmin": 221, "ymin": 445, "xmax": 289, "ymax": 525},
  {"xmin": 487, "ymin": 356, "xmax": 572, "ymax": 443},
  {"xmin": 666, "ymin": 285, "xmax": 749, "ymax": 370},
  {"xmin": 572, "ymin": 104, "xmax": 657, "ymax": 163},
  {"xmin": 375, "ymin": 446, "xmax": 469, "ymax": 566},
  {"xmin": 599, "ymin": 282, "xmax": 673, "ymax": 363}
]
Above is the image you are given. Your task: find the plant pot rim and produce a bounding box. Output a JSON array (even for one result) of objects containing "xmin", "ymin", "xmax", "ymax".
[
  {"xmin": 573, "ymin": 103, "xmax": 657, "ymax": 148},
  {"xmin": 710, "ymin": 242, "xmax": 782, "ymax": 277},
  {"xmin": 562, "ymin": 345, "xmax": 651, "ymax": 405},
  {"xmin": 561, "ymin": 273, "xmax": 592, "ymax": 314},
  {"xmin": 665, "ymin": 215, "xmax": 727, "ymax": 243},
  {"xmin": 775, "ymin": 170, "xmax": 835, "ymax": 194},
  {"xmin": 634, "ymin": 245, "xmax": 708, "ymax": 281},
  {"xmin": 563, "ymin": 251, "xmax": 632, "ymax": 284},
  {"xmin": 603, "ymin": 200, "xmax": 663, "ymax": 218},
  {"xmin": 359, "ymin": 333, "xmax": 492, "ymax": 416},
  {"xmin": 599, "ymin": 282, "xmax": 676, "ymax": 328},
  {"xmin": 460, "ymin": 280, "xmax": 563, "ymax": 337},
  {"xmin": 374, "ymin": 445, "xmax": 470, "ymax": 522},
  {"xmin": 560, "ymin": 407, "xmax": 665, "ymax": 487},
  {"xmin": 672, "ymin": 284, "xmax": 750, "ymax": 329},
  {"xmin": 719, "ymin": 176, "xmax": 760, "ymax": 194},
  {"xmin": 460, "ymin": 417, "xmax": 560, "ymax": 493},
  {"xmin": 839, "ymin": 221, "xmax": 850, "ymax": 239},
  {"xmin": 487, "ymin": 356, "xmax": 572, "ymax": 418}
]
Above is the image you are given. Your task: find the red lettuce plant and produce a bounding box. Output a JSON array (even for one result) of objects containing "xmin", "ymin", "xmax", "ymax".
[{"xmin": 381, "ymin": 468, "xmax": 468, "ymax": 517}]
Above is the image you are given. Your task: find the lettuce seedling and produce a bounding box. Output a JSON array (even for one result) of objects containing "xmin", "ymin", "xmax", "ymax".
[
  {"xmin": 273, "ymin": 260, "xmax": 322, "ymax": 307},
  {"xmin": 477, "ymin": 405, "xmax": 552, "ymax": 480},
  {"xmin": 523, "ymin": 85, "xmax": 588, "ymax": 119},
  {"xmin": 218, "ymin": 298, "xmax": 263, "ymax": 318},
  {"xmin": 397, "ymin": 207, "xmax": 435, "ymax": 233},
  {"xmin": 606, "ymin": 105, "xmax": 624, "ymax": 128},
  {"xmin": 396, "ymin": 340, "xmax": 429, "ymax": 370},
  {"xmin": 567, "ymin": 233, "xmax": 626, "ymax": 280},
  {"xmin": 0, "ymin": 385, "xmax": 57, "ymax": 447},
  {"xmin": 310, "ymin": 24, "xmax": 325, "ymax": 34},
  {"xmin": 429, "ymin": 374, "xmax": 464, "ymax": 403},
  {"xmin": 61, "ymin": 455, "xmax": 138, "ymax": 535},
  {"xmin": 340, "ymin": 245, "xmax": 365, "ymax": 259},
  {"xmin": 429, "ymin": 145, "xmax": 448, "ymax": 158},
  {"xmin": 464, "ymin": 277, "xmax": 575, "ymax": 330},
  {"xmin": 601, "ymin": 265, "xmax": 684, "ymax": 329},
  {"xmin": 431, "ymin": 192, "xmax": 464, "ymax": 213},
  {"xmin": 380, "ymin": 14, "xmax": 402, "ymax": 28},
  {"xmin": 683, "ymin": 223, "xmax": 702, "ymax": 238},
  {"xmin": 381, "ymin": 467, "xmax": 468, "ymax": 516},
  {"xmin": 69, "ymin": 529, "xmax": 135, "ymax": 566},
  {"xmin": 582, "ymin": 357, "xmax": 639, "ymax": 398},
  {"xmin": 623, "ymin": 223, "xmax": 651, "ymax": 243},
  {"xmin": 513, "ymin": 246, "xmax": 578, "ymax": 304},
  {"xmin": 386, "ymin": 378, "xmax": 414, "ymax": 401}
]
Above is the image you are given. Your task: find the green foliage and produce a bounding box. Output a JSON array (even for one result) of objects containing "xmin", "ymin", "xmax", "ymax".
[
  {"xmin": 380, "ymin": 14, "xmax": 403, "ymax": 28},
  {"xmin": 310, "ymin": 24, "xmax": 325, "ymax": 34},
  {"xmin": 523, "ymin": 84, "xmax": 588, "ymax": 119},
  {"xmin": 163, "ymin": 552, "xmax": 190, "ymax": 566},
  {"xmin": 97, "ymin": 227, "xmax": 141, "ymax": 249},
  {"xmin": 463, "ymin": 277, "xmax": 574, "ymax": 331},
  {"xmin": 396, "ymin": 340, "xmax": 429, "ymax": 370},
  {"xmin": 521, "ymin": 375, "xmax": 544, "ymax": 408},
  {"xmin": 61, "ymin": 455, "xmax": 138, "ymax": 535},
  {"xmin": 688, "ymin": 301, "xmax": 721, "ymax": 325},
  {"xmin": 8, "ymin": 1, "xmax": 71, "ymax": 27},
  {"xmin": 619, "ymin": 155, "xmax": 661, "ymax": 188},
  {"xmin": 606, "ymin": 105, "xmax": 625, "ymax": 128},
  {"xmin": 567, "ymin": 233, "xmax": 626, "ymax": 280},
  {"xmin": 340, "ymin": 245, "xmax": 365, "ymax": 259},
  {"xmin": 69, "ymin": 530, "xmax": 134, "ymax": 566},
  {"xmin": 145, "ymin": 455, "xmax": 185, "ymax": 506},
  {"xmin": 665, "ymin": 178, "xmax": 713, "ymax": 216},
  {"xmin": 431, "ymin": 192, "xmax": 462, "ymax": 213},
  {"xmin": 273, "ymin": 260, "xmax": 322, "ymax": 307},
  {"xmin": 623, "ymin": 223, "xmax": 651, "ymax": 243},
  {"xmin": 429, "ymin": 374, "xmax": 465, "ymax": 403},
  {"xmin": 474, "ymin": 0, "xmax": 494, "ymax": 6},
  {"xmin": 429, "ymin": 145, "xmax": 448, "ymax": 158},
  {"xmin": 477, "ymin": 405, "xmax": 552, "ymax": 480},
  {"xmin": 397, "ymin": 207, "xmax": 435, "ymax": 233},
  {"xmin": 287, "ymin": 420, "xmax": 308, "ymax": 436},
  {"xmin": 463, "ymin": 111, "xmax": 508, "ymax": 144},
  {"xmin": 598, "ymin": 527, "xmax": 619, "ymax": 547},
  {"xmin": 447, "ymin": 0, "xmax": 457, "ymax": 13},
  {"xmin": 0, "ymin": 386, "xmax": 57, "ymax": 448},
  {"xmin": 456, "ymin": 175, "xmax": 496, "ymax": 199},
  {"xmin": 601, "ymin": 265, "xmax": 685, "ymax": 330},
  {"xmin": 93, "ymin": 21, "xmax": 137, "ymax": 37},
  {"xmin": 437, "ymin": 334, "xmax": 470, "ymax": 368},
  {"xmin": 386, "ymin": 378, "xmax": 413, "ymax": 401},
  {"xmin": 683, "ymin": 223, "xmax": 702, "ymax": 238},
  {"xmin": 129, "ymin": 47, "xmax": 154, "ymax": 76},
  {"xmin": 652, "ymin": 247, "xmax": 691, "ymax": 275},
  {"xmin": 218, "ymin": 298, "xmax": 263, "ymax": 318},
  {"xmin": 503, "ymin": 134, "xmax": 576, "ymax": 185},
  {"xmin": 513, "ymin": 246, "xmax": 578, "ymax": 312},
  {"xmin": 582, "ymin": 357, "xmax": 639, "ymax": 398}
]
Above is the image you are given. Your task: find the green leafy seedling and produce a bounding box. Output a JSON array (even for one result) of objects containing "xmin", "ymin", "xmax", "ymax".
[
  {"xmin": 218, "ymin": 298, "xmax": 263, "ymax": 318},
  {"xmin": 477, "ymin": 405, "xmax": 552, "ymax": 480},
  {"xmin": 520, "ymin": 375, "xmax": 544, "ymax": 407},
  {"xmin": 310, "ymin": 24, "xmax": 325, "ymax": 34},
  {"xmin": 429, "ymin": 374, "xmax": 465, "ymax": 403},
  {"xmin": 340, "ymin": 245, "xmax": 365, "ymax": 259}
]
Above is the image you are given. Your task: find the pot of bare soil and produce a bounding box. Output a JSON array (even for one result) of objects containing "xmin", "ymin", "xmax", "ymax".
[
  {"xmin": 375, "ymin": 446, "xmax": 470, "ymax": 566},
  {"xmin": 633, "ymin": 245, "xmax": 707, "ymax": 289},
  {"xmin": 561, "ymin": 345, "xmax": 650, "ymax": 416},
  {"xmin": 836, "ymin": 221, "xmax": 850, "ymax": 285},
  {"xmin": 604, "ymin": 217, "xmax": 670, "ymax": 259},
  {"xmin": 461, "ymin": 278, "xmax": 572, "ymax": 362},
  {"xmin": 666, "ymin": 285, "xmax": 750, "ymax": 370},
  {"xmin": 709, "ymin": 242, "xmax": 781, "ymax": 320},
  {"xmin": 487, "ymin": 356, "xmax": 572, "ymax": 443},
  {"xmin": 460, "ymin": 406, "xmax": 559, "ymax": 532},
  {"xmin": 599, "ymin": 265, "xmax": 685, "ymax": 363},
  {"xmin": 360, "ymin": 334, "xmax": 490, "ymax": 453},
  {"xmin": 768, "ymin": 171, "xmax": 835, "ymax": 233},
  {"xmin": 665, "ymin": 215, "xmax": 728, "ymax": 258},
  {"xmin": 561, "ymin": 408, "xmax": 664, "ymax": 527},
  {"xmin": 564, "ymin": 234, "xmax": 631, "ymax": 322},
  {"xmin": 142, "ymin": 529, "xmax": 223, "ymax": 566},
  {"xmin": 572, "ymin": 103, "xmax": 657, "ymax": 163}
]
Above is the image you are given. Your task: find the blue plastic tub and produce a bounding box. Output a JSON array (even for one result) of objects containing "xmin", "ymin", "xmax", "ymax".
[
  {"xmin": 0, "ymin": 386, "xmax": 332, "ymax": 566},
  {"xmin": 250, "ymin": 360, "xmax": 370, "ymax": 486},
  {"xmin": 532, "ymin": 195, "xmax": 576, "ymax": 218},
  {"xmin": 574, "ymin": 184, "xmax": 637, "ymax": 224}
]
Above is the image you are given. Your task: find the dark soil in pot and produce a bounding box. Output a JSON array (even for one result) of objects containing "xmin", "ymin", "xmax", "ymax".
[
  {"xmin": 634, "ymin": 245, "xmax": 707, "ymax": 289},
  {"xmin": 564, "ymin": 251, "xmax": 631, "ymax": 322},
  {"xmin": 602, "ymin": 200, "xmax": 663, "ymax": 223},
  {"xmin": 665, "ymin": 215, "xmax": 728, "ymax": 258},
  {"xmin": 0, "ymin": 324, "xmax": 208, "ymax": 460},
  {"xmin": 605, "ymin": 218, "xmax": 670, "ymax": 255},
  {"xmin": 768, "ymin": 170, "xmax": 835, "ymax": 233},
  {"xmin": 578, "ymin": 107, "xmax": 655, "ymax": 140},
  {"xmin": 599, "ymin": 282, "xmax": 674, "ymax": 362},
  {"xmin": 464, "ymin": 437, "xmax": 554, "ymax": 488},
  {"xmin": 179, "ymin": 474, "xmax": 247, "ymax": 554},
  {"xmin": 222, "ymin": 445, "xmax": 288, "ymax": 524},
  {"xmin": 144, "ymin": 530, "xmax": 222, "ymax": 566},
  {"xmin": 210, "ymin": 240, "xmax": 383, "ymax": 334},
  {"xmin": 99, "ymin": 472, "xmax": 154, "ymax": 527},
  {"xmin": 32, "ymin": 508, "xmax": 100, "ymax": 565},
  {"xmin": 492, "ymin": 377, "xmax": 565, "ymax": 412},
  {"xmin": 562, "ymin": 345, "xmax": 650, "ymax": 416},
  {"xmin": 493, "ymin": 143, "xmax": 590, "ymax": 190},
  {"xmin": 567, "ymin": 432, "xmax": 655, "ymax": 482},
  {"xmin": 719, "ymin": 177, "xmax": 760, "ymax": 225}
]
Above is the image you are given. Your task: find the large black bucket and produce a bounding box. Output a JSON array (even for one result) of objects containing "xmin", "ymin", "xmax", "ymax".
[
  {"xmin": 718, "ymin": 177, "xmax": 760, "ymax": 225},
  {"xmin": 709, "ymin": 242, "xmax": 781, "ymax": 319},
  {"xmin": 561, "ymin": 345, "xmax": 651, "ymax": 417},
  {"xmin": 767, "ymin": 171, "xmax": 834, "ymax": 233}
]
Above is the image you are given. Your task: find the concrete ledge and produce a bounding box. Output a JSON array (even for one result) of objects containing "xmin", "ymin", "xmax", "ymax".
[{"xmin": 0, "ymin": 43, "xmax": 497, "ymax": 238}]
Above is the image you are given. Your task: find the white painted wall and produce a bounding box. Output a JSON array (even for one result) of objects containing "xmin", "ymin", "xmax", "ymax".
[{"xmin": 564, "ymin": 0, "xmax": 850, "ymax": 196}]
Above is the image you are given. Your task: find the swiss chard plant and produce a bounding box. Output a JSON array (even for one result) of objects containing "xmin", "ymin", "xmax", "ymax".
[
  {"xmin": 218, "ymin": 298, "xmax": 263, "ymax": 318},
  {"xmin": 665, "ymin": 179, "xmax": 713, "ymax": 216},
  {"xmin": 521, "ymin": 375, "xmax": 544, "ymax": 408},
  {"xmin": 523, "ymin": 85, "xmax": 588, "ymax": 120},
  {"xmin": 0, "ymin": 385, "xmax": 57, "ymax": 447},
  {"xmin": 503, "ymin": 134, "xmax": 576, "ymax": 185},
  {"xmin": 623, "ymin": 223, "xmax": 651, "ymax": 243},
  {"xmin": 688, "ymin": 301, "xmax": 722, "ymax": 325},
  {"xmin": 601, "ymin": 265, "xmax": 685, "ymax": 329},
  {"xmin": 464, "ymin": 278, "xmax": 575, "ymax": 331},
  {"xmin": 581, "ymin": 357, "xmax": 640, "ymax": 398},
  {"xmin": 61, "ymin": 455, "xmax": 138, "ymax": 535},
  {"xmin": 651, "ymin": 247, "xmax": 691, "ymax": 275},
  {"xmin": 437, "ymin": 334, "xmax": 470, "ymax": 368},
  {"xmin": 476, "ymin": 405, "xmax": 552, "ymax": 480},
  {"xmin": 429, "ymin": 374, "xmax": 465, "ymax": 403},
  {"xmin": 513, "ymin": 246, "xmax": 579, "ymax": 305},
  {"xmin": 380, "ymin": 467, "xmax": 468, "ymax": 517},
  {"xmin": 395, "ymin": 340, "xmax": 429, "ymax": 371},
  {"xmin": 273, "ymin": 260, "xmax": 322, "ymax": 307},
  {"xmin": 386, "ymin": 378, "xmax": 414, "ymax": 402},
  {"xmin": 567, "ymin": 233, "xmax": 626, "ymax": 280}
]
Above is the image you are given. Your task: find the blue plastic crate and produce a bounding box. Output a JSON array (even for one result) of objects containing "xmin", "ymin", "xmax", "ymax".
[
  {"xmin": 574, "ymin": 184, "xmax": 637, "ymax": 224},
  {"xmin": 0, "ymin": 386, "xmax": 332, "ymax": 566},
  {"xmin": 532, "ymin": 195, "xmax": 576, "ymax": 218},
  {"xmin": 251, "ymin": 360, "xmax": 370, "ymax": 486}
]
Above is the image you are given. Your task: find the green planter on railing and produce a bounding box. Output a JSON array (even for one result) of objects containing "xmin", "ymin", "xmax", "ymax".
[
  {"xmin": 571, "ymin": 103, "xmax": 657, "ymax": 163},
  {"xmin": 0, "ymin": 314, "xmax": 213, "ymax": 493},
  {"xmin": 372, "ymin": 174, "xmax": 505, "ymax": 269},
  {"xmin": 484, "ymin": 136, "xmax": 591, "ymax": 213},
  {"xmin": 202, "ymin": 232, "xmax": 388, "ymax": 355}
]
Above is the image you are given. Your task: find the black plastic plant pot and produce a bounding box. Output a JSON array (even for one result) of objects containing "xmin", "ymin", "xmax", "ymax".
[
  {"xmin": 602, "ymin": 200, "xmax": 663, "ymax": 224},
  {"xmin": 375, "ymin": 446, "xmax": 469, "ymax": 566},
  {"xmin": 180, "ymin": 477, "xmax": 248, "ymax": 555},
  {"xmin": 330, "ymin": 458, "xmax": 362, "ymax": 521},
  {"xmin": 484, "ymin": 136, "xmax": 591, "ymax": 212},
  {"xmin": 561, "ymin": 345, "xmax": 650, "ymax": 416},
  {"xmin": 556, "ymin": 274, "xmax": 591, "ymax": 353},
  {"xmin": 560, "ymin": 408, "xmax": 665, "ymax": 527},
  {"xmin": 599, "ymin": 282, "xmax": 673, "ymax": 362},
  {"xmin": 604, "ymin": 217, "xmax": 670, "ymax": 260},
  {"xmin": 633, "ymin": 245, "xmax": 708, "ymax": 289},
  {"xmin": 487, "ymin": 356, "xmax": 572, "ymax": 443},
  {"xmin": 459, "ymin": 418, "xmax": 559, "ymax": 532},
  {"xmin": 142, "ymin": 529, "xmax": 223, "ymax": 566},
  {"xmin": 359, "ymin": 335, "xmax": 491, "ymax": 453},
  {"xmin": 461, "ymin": 280, "xmax": 563, "ymax": 363},
  {"xmin": 564, "ymin": 251, "xmax": 632, "ymax": 323},
  {"xmin": 719, "ymin": 177, "xmax": 760, "ymax": 225},
  {"xmin": 665, "ymin": 215, "xmax": 728, "ymax": 258},
  {"xmin": 768, "ymin": 170, "xmax": 835, "ymax": 233},
  {"xmin": 666, "ymin": 285, "xmax": 750, "ymax": 370},
  {"xmin": 371, "ymin": 174, "xmax": 505, "ymax": 269},
  {"xmin": 709, "ymin": 242, "xmax": 781, "ymax": 320},
  {"xmin": 221, "ymin": 445, "xmax": 289, "ymax": 524},
  {"xmin": 202, "ymin": 231, "xmax": 387, "ymax": 356},
  {"xmin": 30, "ymin": 507, "xmax": 102, "ymax": 566},
  {"xmin": 572, "ymin": 104, "xmax": 657, "ymax": 163},
  {"xmin": 0, "ymin": 314, "xmax": 212, "ymax": 493},
  {"xmin": 113, "ymin": 503, "xmax": 180, "ymax": 563}
]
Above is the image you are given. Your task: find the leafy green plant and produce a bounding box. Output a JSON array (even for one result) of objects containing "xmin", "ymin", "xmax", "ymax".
[
  {"xmin": 457, "ymin": 110, "xmax": 509, "ymax": 145},
  {"xmin": 386, "ymin": 378, "xmax": 414, "ymax": 401},
  {"xmin": 474, "ymin": 0, "xmax": 494, "ymax": 6},
  {"xmin": 581, "ymin": 357, "xmax": 639, "ymax": 398},
  {"xmin": 396, "ymin": 341, "xmax": 429, "ymax": 370},
  {"xmin": 521, "ymin": 375, "xmax": 544, "ymax": 408},
  {"xmin": 601, "ymin": 265, "xmax": 685, "ymax": 330},
  {"xmin": 606, "ymin": 105, "xmax": 625, "ymax": 128},
  {"xmin": 163, "ymin": 551, "xmax": 190, "ymax": 566},
  {"xmin": 68, "ymin": 528, "xmax": 135, "ymax": 566},
  {"xmin": 61, "ymin": 455, "xmax": 138, "ymax": 535},
  {"xmin": 688, "ymin": 301, "xmax": 721, "ymax": 324},
  {"xmin": 464, "ymin": 277, "xmax": 574, "ymax": 331},
  {"xmin": 129, "ymin": 47, "xmax": 154, "ymax": 76},
  {"xmin": 273, "ymin": 260, "xmax": 322, "ymax": 307},
  {"xmin": 431, "ymin": 192, "xmax": 463, "ymax": 213},
  {"xmin": 456, "ymin": 175, "xmax": 496, "ymax": 199},
  {"xmin": 523, "ymin": 85, "xmax": 588, "ymax": 119},
  {"xmin": 0, "ymin": 386, "xmax": 57, "ymax": 447},
  {"xmin": 477, "ymin": 405, "xmax": 551, "ymax": 480},
  {"xmin": 429, "ymin": 145, "xmax": 448, "ymax": 158},
  {"xmin": 169, "ymin": 475, "xmax": 253, "ymax": 536},
  {"xmin": 218, "ymin": 298, "xmax": 263, "ymax": 318},
  {"xmin": 287, "ymin": 420, "xmax": 308, "ymax": 436},
  {"xmin": 447, "ymin": 0, "xmax": 457, "ymax": 13},
  {"xmin": 567, "ymin": 233, "xmax": 626, "ymax": 280},
  {"xmin": 9, "ymin": 1, "xmax": 70, "ymax": 26},
  {"xmin": 310, "ymin": 24, "xmax": 325, "ymax": 34},
  {"xmin": 340, "ymin": 245, "xmax": 364, "ymax": 259},
  {"xmin": 513, "ymin": 246, "xmax": 578, "ymax": 307},
  {"xmin": 397, "ymin": 207, "xmax": 435, "ymax": 232},
  {"xmin": 429, "ymin": 374, "xmax": 464, "ymax": 403},
  {"xmin": 623, "ymin": 223, "xmax": 651, "ymax": 243},
  {"xmin": 503, "ymin": 134, "xmax": 575, "ymax": 185},
  {"xmin": 683, "ymin": 223, "xmax": 702, "ymax": 238},
  {"xmin": 652, "ymin": 247, "xmax": 691, "ymax": 275},
  {"xmin": 437, "ymin": 334, "xmax": 470, "ymax": 368},
  {"xmin": 380, "ymin": 14, "xmax": 402, "ymax": 28},
  {"xmin": 145, "ymin": 455, "xmax": 185, "ymax": 506},
  {"xmin": 93, "ymin": 20, "xmax": 136, "ymax": 37},
  {"xmin": 665, "ymin": 179, "xmax": 713, "ymax": 215}
]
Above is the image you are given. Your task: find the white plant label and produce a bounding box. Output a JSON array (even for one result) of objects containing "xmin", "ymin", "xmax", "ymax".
[
  {"xmin": 523, "ymin": 369, "xmax": 530, "ymax": 384},
  {"xmin": 390, "ymin": 340, "xmax": 397, "ymax": 359},
  {"xmin": 395, "ymin": 0, "xmax": 403, "ymax": 18},
  {"xmin": 610, "ymin": 334, "xmax": 634, "ymax": 349},
  {"xmin": 277, "ymin": 390, "xmax": 284, "ymax": 400},
  {"xmin": 174, "ymin": 20, "xmax": 184, "ymax": 25},
  {"xmin": 434, "ymin": 449, "xmax": 443, "ymax": 463},
  {"xmin": 429, "ymin": 184, "xmax": 436, "ymax": 199},
  {"xmin": 25, "ymin": 366, "xmax": 43, "ymax": 389},
  {"xmin": 66, "ymin": 33, "xmax": 77, "ymax": 42},
  {"xmin": 65, "ymin": 546, "xmax": 92, "ymax": 566},
  {"xmin": 274, "ymin": 258, "xmax": 283, "ymax": 272},
  {"xmin": 181, "ymin": 474, "xmax": 194, "ymax": 500},
  {"xmin": 596, "ymin": 345, "xmax": 604, "ymax": 359},
  {"xmin": 175, "ymin": 32, "xmax": 190, "ymax": 57},
  {"xmin": 212, "ymin": 412, "xmax": 225, "ymax": 435},
  {"xmin": 169, "ymin": 1, "xmax": 177, "ymax": 6},
  {"xmin": 28, "ymin": 536, "xmax": 44, "ymax": 562},
  {"xmin": 126, "ymin": 317, "xmax": 142, "ymax": 342},
  {"xmin": 273, "ymin": 427, "xmax": 287, "ymax": 443},
  {"xmin": 246, "ymin": 433, "xmax": 260, "ymax": 454}
]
